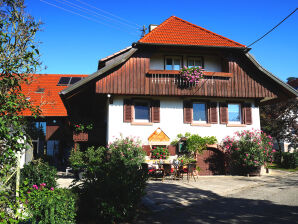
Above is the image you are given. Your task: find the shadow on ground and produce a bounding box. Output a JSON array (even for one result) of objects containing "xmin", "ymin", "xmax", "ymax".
[{"xmin": 135, "ymin": 182, "xmax": 298, "ymax": 224}]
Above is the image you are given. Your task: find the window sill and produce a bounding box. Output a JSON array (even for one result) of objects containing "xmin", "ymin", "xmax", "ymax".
[
  {"xmin": 131, "ymin": 122, "xmax": 153, "ymax": 126},
  {"xmin": 191, "ymin": 123, "xmax": 211, "ymax": 127},
  {"xmin": 226, "ymin": 124, "xmax": 246, "ymax": 127},
  {"xmin": 206, "ymin": 144, "xmax": 218, "ymax": 148}
]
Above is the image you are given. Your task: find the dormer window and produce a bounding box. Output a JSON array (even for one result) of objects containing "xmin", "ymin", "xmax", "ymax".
[
  {"xmin": 187, "ymin": 57, "xmax": 203, "ymax": 68},
  {"xmin": 165, "ymin": 56, "xmax": 182, "ymax": 70}
]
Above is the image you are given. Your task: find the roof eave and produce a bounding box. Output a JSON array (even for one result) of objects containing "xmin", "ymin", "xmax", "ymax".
[
  {"xmin": 134, "ymin": 41, "xmax": 249, "ymax": 51},
  {"xmin": 245, "ymin": 53, "xmax": 298, "ymax": 98},
  {"xmin": 59, "ymin": 47, "xmax": 138, "ymax": 97}
]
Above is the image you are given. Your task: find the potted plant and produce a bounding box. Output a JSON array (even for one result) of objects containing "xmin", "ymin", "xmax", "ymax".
[
  {"xmin": 178, "ymin": 155, "xmax": 196, "ymax": 165},
  {"xmin": 222, "ymin": 129, "xmax": 275, "ymax": 176},
  {"xmin": 151, "ymin": 146, "xmax": 169, "ymax": 160},
  {"xmin": 72, "ymin": 122, "xmax": 93, "ymax": 142}
]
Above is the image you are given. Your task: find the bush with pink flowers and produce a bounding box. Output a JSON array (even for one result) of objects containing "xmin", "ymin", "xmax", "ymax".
[
  {"xmin": 26, "ymin": 183, "xmax": 76, "ymax": 223},
  {"xmin": 222, "ymin": 129, "xmax": 275, "ymax": 173}
]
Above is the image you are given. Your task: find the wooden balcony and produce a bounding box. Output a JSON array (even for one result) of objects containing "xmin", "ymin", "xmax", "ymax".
[{"xmin": 147, "ymin": 70, "xmax": 233, "ymax": 78}]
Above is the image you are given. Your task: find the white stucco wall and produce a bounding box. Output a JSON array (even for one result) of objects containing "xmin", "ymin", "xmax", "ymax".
[
  {"xmin": 107, "ymin": 96, "xmax": 260, "ymax": 145},
  {"xmin": 149, "ymin": 53, "xmax": 221, "ymax": 72}
]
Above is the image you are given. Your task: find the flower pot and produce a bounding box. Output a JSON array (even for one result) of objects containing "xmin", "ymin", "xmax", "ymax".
[{"xmin": 73, "ymin": 132, "xmax": 88, "ymax": 142}]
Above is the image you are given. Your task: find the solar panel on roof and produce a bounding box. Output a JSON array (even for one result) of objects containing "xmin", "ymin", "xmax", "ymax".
[
  {"xmin": 57, "ymin": 77, "xmax": 71, "ymax": 86},
  {"xmin": 69, "ymin": 77, "xmax": 82, "ymax": 85}
]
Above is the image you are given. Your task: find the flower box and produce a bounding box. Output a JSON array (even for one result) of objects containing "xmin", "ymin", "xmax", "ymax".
[{"xmin": 73, "ymin": 132, "xmax": 88, "ymax": 142}]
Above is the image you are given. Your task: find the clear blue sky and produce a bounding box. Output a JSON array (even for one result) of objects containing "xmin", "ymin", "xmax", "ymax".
[{"xmin": 26, "ymin": 0, "xmax": 297, "ymax": 82}]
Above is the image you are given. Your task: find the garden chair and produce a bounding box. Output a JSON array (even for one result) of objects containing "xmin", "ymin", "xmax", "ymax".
[
  {"xmin": 187, "ymin": 163, "xmax": 197, "ymax": 182},
  {"xmin": 162, "ymin": 164, "xmax": 172, "ymax": 181},
  {"xmin": 172, "ymin": 164, "xmax": 183, "ymax": 180}
]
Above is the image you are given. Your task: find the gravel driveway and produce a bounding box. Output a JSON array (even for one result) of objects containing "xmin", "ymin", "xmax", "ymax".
[{"xmin": 135, "ymin": 172, "xmax": 298, "ymax": 224}]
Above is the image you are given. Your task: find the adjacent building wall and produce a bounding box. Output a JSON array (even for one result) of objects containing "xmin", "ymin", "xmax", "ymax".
[{"xmin": 107, "ymin": 96, "xmax": 260, "ymax": 145}]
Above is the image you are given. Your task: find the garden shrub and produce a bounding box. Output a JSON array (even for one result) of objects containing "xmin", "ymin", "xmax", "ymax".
[
  {"xmin": 26, "ymin": 184, "xmax": 76, "ymax": 224},
  {"xmin": 277, "ymin": 152, "xmax": 298, "ymax": 169},
  {"xmin": 222, "ymin": 129, "xmax": 275, "ymax": 174},
  {"xmin": 0, "ymin": 189, "xmax": 28, "ymax": 223},
  {"xmin": 186, "ymin": 134, "xmax": 217, "ymax": 154},
  {"xmin": 21, "ymin": 159, "xmax": 57, "ymax": 188},
  {"xmin": 70, "ymin": 136, "xmax": 147, "ymax": 223}
]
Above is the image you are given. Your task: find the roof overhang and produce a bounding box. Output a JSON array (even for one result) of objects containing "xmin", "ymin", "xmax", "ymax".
[
  {"xmin": 59, "ymin": 47, "xmax": 138, "ymax": 99},
  {"xmin": 245, "ymin": 53, "xmax": 298, "ymax": 100},
  {"xmin": 134, "ymin": 41, "xmax": 249, "ymax": 52}
]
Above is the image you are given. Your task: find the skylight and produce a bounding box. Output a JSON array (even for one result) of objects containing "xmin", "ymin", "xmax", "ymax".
[
  {"xmin": 35, "ymin": 87, "xmax": 45, "ymax": 93},
  {"xmin": 57, "ymin": 77, "xmax": 83, "ymax": 86}
]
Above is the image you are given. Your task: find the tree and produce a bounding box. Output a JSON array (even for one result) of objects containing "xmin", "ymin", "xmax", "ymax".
[
  {"xmin": 286, "ymin": 77, "xmax": 297, "ymax": 83},
  {"xmin": 260, "ymin": 98, "xmax": 298, "ymax": 154},
  {"xmin": 0, "ymin": 0, "xmax": 41, "ymax": 189}
]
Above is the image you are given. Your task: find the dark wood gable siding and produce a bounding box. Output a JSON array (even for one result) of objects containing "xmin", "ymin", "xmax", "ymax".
[{"xmin": 96, "ymin": 51, "xmax": 279, "ymax": 98}]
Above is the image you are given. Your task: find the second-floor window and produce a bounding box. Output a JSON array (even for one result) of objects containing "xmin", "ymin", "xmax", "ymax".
[
  {"xmin": 165, "ymin": 56, "xmax": 182, "ymax": 70},
  {"xmin": 187, "ymin": 57, "xmax": 203, "ymax": 68}
]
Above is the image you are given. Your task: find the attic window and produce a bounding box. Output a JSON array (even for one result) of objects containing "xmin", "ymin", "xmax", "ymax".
[
  {"xmin": 57, "ymin": 77, "xmax": 83, "ymax": 86},
  {"xmin": 35, "ymin": 88, "xmax": 45, "ymax": 93}
]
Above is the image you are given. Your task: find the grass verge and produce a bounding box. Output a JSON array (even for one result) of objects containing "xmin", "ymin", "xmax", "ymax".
[{"xmin": 268, "ymin": 163, "xmax": 298, "ymax": 172}]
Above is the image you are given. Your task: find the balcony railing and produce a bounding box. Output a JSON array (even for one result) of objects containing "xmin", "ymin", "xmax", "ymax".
[{"xmin": 147, "ymin": 70, "xmax": 232, "ymax": 87}]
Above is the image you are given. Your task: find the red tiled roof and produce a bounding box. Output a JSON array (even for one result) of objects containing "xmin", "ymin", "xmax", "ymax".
[
  {"xmin": 139, "ymin": 16, "xmax": 246, "ymax": 48},
  {"xmin": 21, "ymin": 74, "xmax": 87, "ymax": 117}
]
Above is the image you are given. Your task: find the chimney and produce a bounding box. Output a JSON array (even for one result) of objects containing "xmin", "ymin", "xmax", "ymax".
[{"xmin": 149, "ymin": 24, "xmax": 158, "ymax": 32}]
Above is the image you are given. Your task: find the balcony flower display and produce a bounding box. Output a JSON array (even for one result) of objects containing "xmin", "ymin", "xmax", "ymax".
[{"xmin": 179, "ymin": 66, "xmax": 204, "ymax": 84}]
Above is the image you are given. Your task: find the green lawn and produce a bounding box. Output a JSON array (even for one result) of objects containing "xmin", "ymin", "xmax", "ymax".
[{"xmin": 268, "ymin": 163, "xmax": 298, "ymax": 172}]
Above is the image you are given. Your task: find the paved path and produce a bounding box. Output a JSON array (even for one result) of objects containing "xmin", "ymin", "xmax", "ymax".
[{"xmin": 135, "ymin": 171, "xmax": 298, "ymax": 224}]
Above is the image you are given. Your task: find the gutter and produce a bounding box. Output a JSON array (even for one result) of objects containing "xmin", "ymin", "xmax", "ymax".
[{"xmin": 134, "ymin": 42, "xmax": 250, "ymax": 51}]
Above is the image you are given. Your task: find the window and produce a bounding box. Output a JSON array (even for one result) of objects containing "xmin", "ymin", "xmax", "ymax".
[
  {"xmin": 187, "ymin": 57, "xmax": 203, "ymax": 68},
  {"xmin": 134, "ymin": 101, "xmax": 150, "ymax": 122},
  {"xmin": 35, "ymin": 122, "xmax": 46, "ymax": 135},
  {"xmin": 165, "ymin": 56, "xmax": 182, "ymax": 70},
  {"xmin": 57, "ymin": 77, "xmax": 83, "ymax": 86},
  {"xmin": 220, "ymin": 102, "xmax": 252, "ymax": 125},
  {"xmin": 228, "ymin": 104, "xmax": 241, "ymax": 123},
  {"xmin": 47, "ymin": 140, "xmax": 59, "ymax": 157},
  {"xmin": 183, "ymin": 101, "xmax": 217, "ymax": 125},
  {"xmin": 57, "ymin": 77, "xmax": 71, "ymax": 86},
  {"xmin": 69, "ymin": 77, "xmax": 82, "ymax": 85},
  {"xmin": 123, "ymin": 99, "xmax": 160, "ymax": 124},
  {"xmin": 193, "ymin": 103, "xmax": 207, "ymax": 123}
]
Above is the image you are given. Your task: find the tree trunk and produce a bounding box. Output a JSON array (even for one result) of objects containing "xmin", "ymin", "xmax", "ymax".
[{"xmin": 276, "ymin": 138, "xmax": 282, "ymax": 165}]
